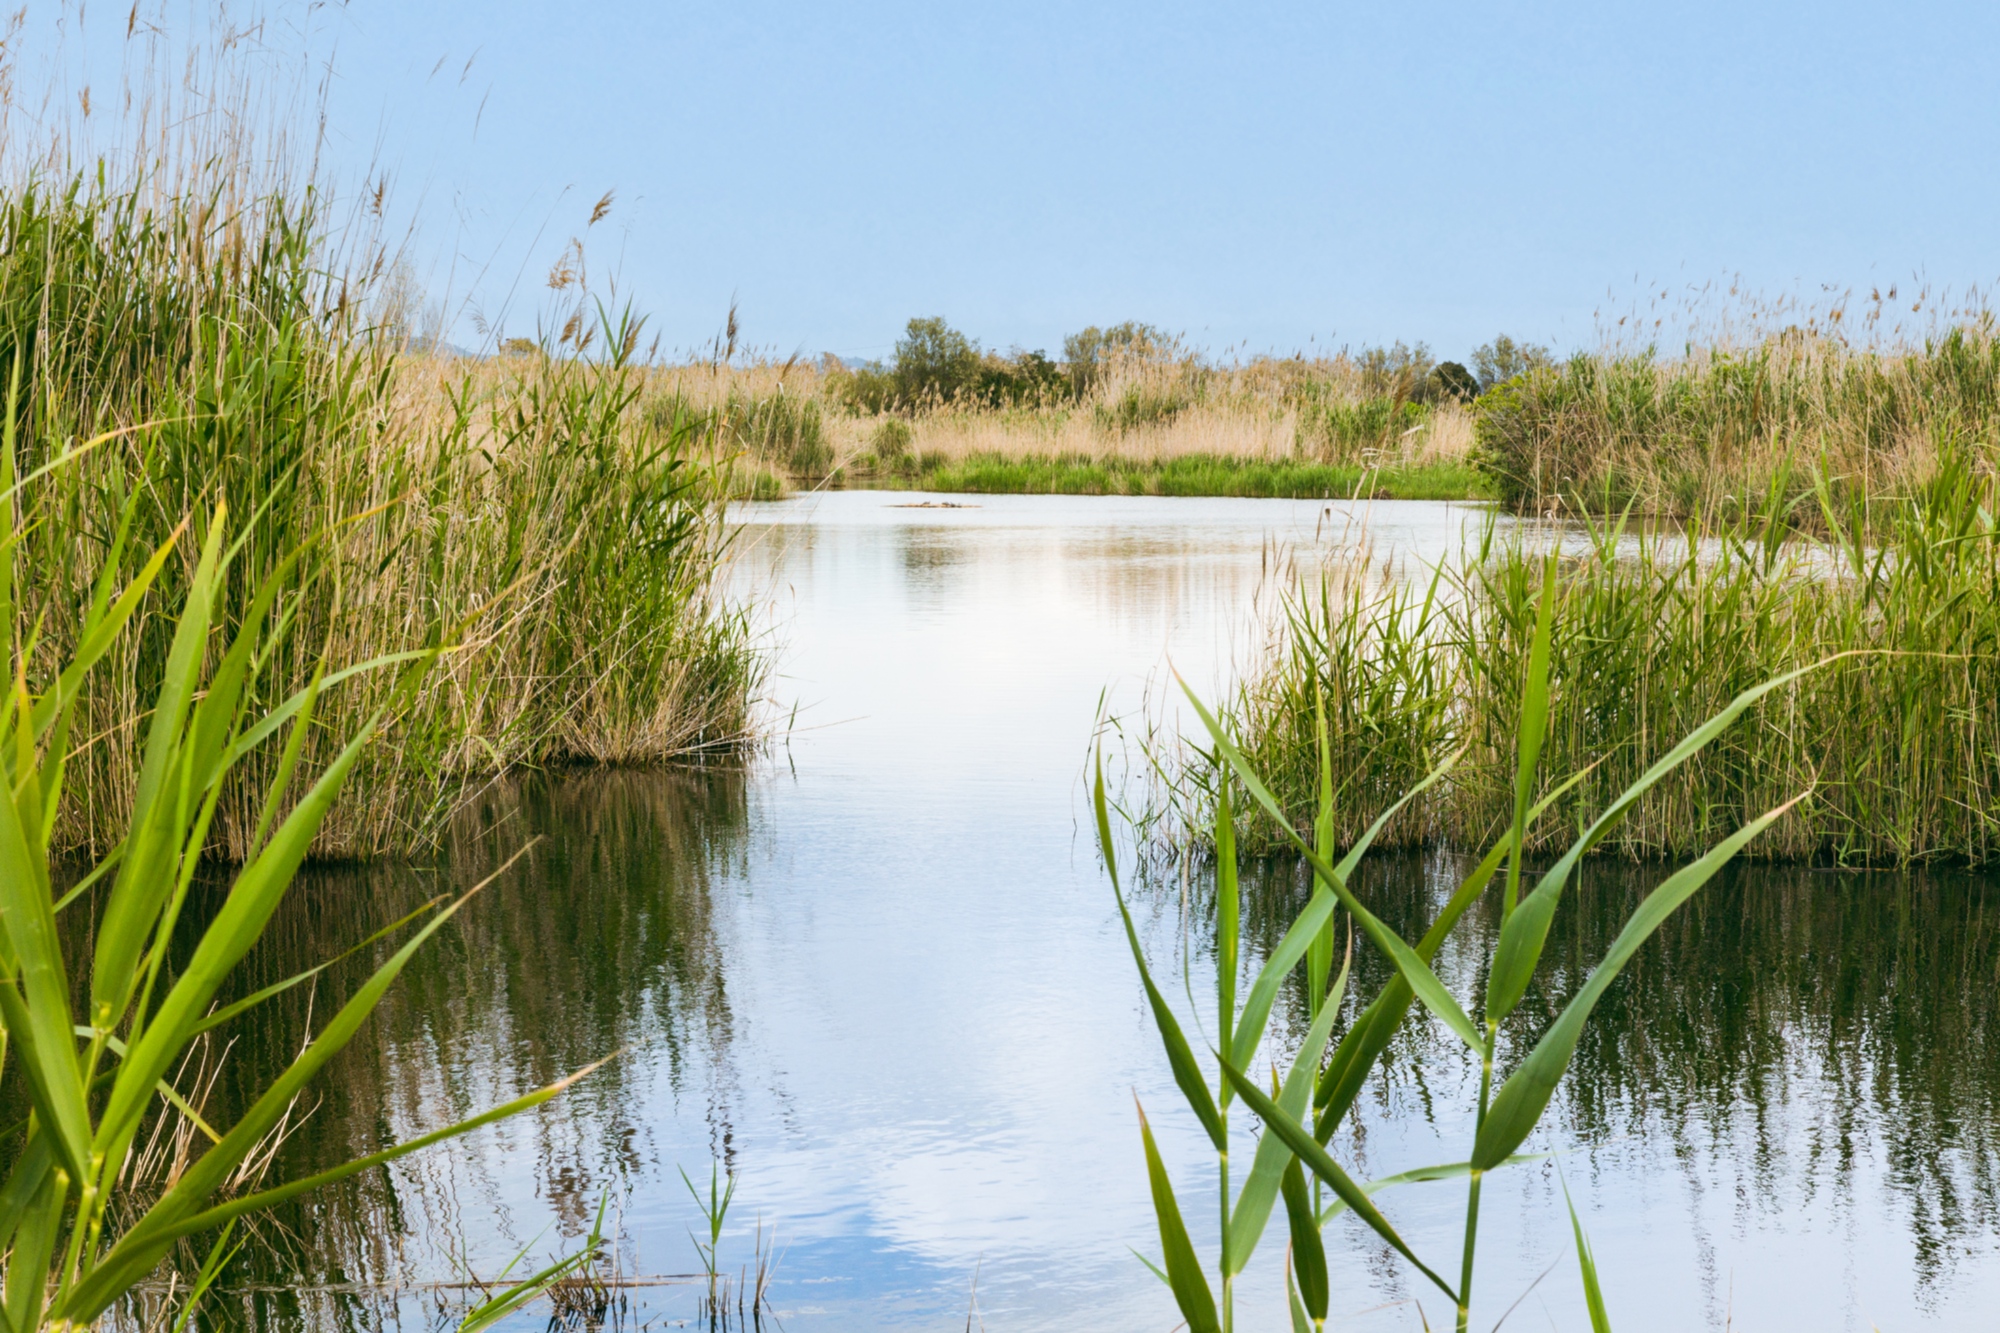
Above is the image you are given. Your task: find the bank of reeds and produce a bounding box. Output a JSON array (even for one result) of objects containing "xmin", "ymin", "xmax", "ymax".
[
  {"xmin": 653, "ymin": 349, "xmax": 1482, "ymax": 498},
  {"xmin": 10, "ymin": 171, "xmax": 756, "ymax": 859},
  {"xmin": 1473, "ymin": 322, "xmax": 2000, "ymax": 521},
  {"xmin": 1206, "ymin": 445, "xmax": 2000, "ymax": 865}
]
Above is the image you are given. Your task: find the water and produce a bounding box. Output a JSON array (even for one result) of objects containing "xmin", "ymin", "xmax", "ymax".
[{"xmin": 72, "ymin": 492, "xmax": 2000, "ymax": 1330}]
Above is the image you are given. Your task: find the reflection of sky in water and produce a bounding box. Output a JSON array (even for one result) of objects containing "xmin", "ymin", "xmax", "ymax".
[{"xmin": 169, "ymin": 491, "xmax": 2000, "ymax": 1332}]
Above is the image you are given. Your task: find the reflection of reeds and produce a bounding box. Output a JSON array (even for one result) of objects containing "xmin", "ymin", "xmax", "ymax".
[
  {"xmin": 161, "ymin": 765, "xmax": 751, "ymax": 1317},
  {"xmin": 1226, "ymin": 848, "xmax": 2000, "ymax": 1290}
]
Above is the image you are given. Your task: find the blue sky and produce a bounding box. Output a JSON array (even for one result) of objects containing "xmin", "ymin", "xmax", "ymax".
[{"xmin": 40, "ymin": 1, "xmax": 2000, "ymax": 361}]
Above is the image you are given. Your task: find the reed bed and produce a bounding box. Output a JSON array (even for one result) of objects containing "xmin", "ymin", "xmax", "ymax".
[
  {"xmin": 1473, "ymin": 322, "xmax": 2000, "ymax": 521},
  {"xmin": 8, "ymin": 169, "xmax": 755, "ymax": 860},
  {"xmin": 653, "ymin": 350, "xmax": 1482, "ymax": 498},
  {"xmin": 1207, "ymin": 447, "xmax": 2000, "ymax": 865}
]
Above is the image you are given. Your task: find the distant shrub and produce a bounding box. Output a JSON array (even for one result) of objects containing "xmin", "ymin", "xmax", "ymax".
[
  {"xmin": 1095, "ymin": 382, "xmax": 1191, "ymax": 433},
  {"xmin": 722, "ymin": 388, "xmax": 830, "ymax": 475},
  {"xmin": 837, "ymin": 318, "xmax": 1071, "ymax": 412},
  {"xmin": 1425, "ymin": 361, "xmax": 1480, "ymax": 403},
  {"xmin": 1295, "ymin": 396, "xmax": 1426, "ymax": 462},
  {"xmin": 1064, "ymin": 321, "xmax": 1175, "ymax": 394},
  {"xmin": 1472, "ymin": 334, "xmax": 1555, "ymax": 393},
  {"xmin": 872, "ymin": 417, "xmax": 913, "ymax": 460},
  {"xmin": 974, "ymin": 348, "xmax": 1070, "ymax": 407},
  {"xmin": 1355, "ymin": 341, "xmax": 1435, "ymax": 399},
  {"xmin": 893, "ymin": 316, "xmax": 982, "ymax": 406},
  {"xmin": 837, "ymin": 361, "xmax": 898, "ymax": 414}
]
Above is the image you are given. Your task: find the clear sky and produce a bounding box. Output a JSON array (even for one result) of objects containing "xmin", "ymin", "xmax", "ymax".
[{"xmin": 39, "ymin": 1, "xmax": 2000, "ymax": 362}]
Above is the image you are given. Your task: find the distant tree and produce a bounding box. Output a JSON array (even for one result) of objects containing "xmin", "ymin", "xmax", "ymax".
[
  {"xmin": 893, "ymin": 317, "xmax": 983, "ymax": 406},
  {"xmin": 1472, "ymin": 334, "xmax": 1555, "ymax": 393},
  {"xmin": 1062, "ymin": 321, "xmax": 1174, "ymax": 394},
  {"xmin": 975, "ymin": 348, "xmax": 1068, "ymax": 407},
  {"xmin": 1356, "ymin": 341, "xmax": 1435, "ymax": 399},
  {"xmin": 1424, "ymin": 360, "xmax": 1480, "ymax": 403}
]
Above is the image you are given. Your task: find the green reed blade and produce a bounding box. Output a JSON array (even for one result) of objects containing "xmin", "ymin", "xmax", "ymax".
[
  {"xmin": 2, "ymin": 1166, "xmax": 60, "ymax": 1333},
  {"xmin": 1216, "ymin": 779, "xmax": 1239, "ymax": 1074},
  {"xmin": 91, "ymin": 511, "xmax": 227, "ymax": 1027},
  {"xmin": 1483, "ymin": 658, "xmax": 1840, "ymax": 1028},
  {"xmin": 0, "ymin": 1131, "xmax": 53, "ymax": 1251},
  {"xmin": 94, "ymin": 704, "xmax": 390, "ymax": 1177},
  {"xmin": 223, "ymin": 649, "xmax": 434, "ymax": 761},
  {"xmin": 76, "ymin": 1058, "xmax": 611, "ymax": 1321},
  {"xmin": 1313, "ymin": 1157, "xmax": 1541, "ymax": 1225},
  {"xmin": 0, "ymin": 780, "xmax": 88, "ymax": 1180},
  {"xmin": 1218, "ymin": 1057, "xmax": 1458, "ymax": 1302},
  {"xmin": 1136, "ymin": 1101, "xmax": 1221, "ymax": 1333},
  {"xmin": 1309, "ymin": 684, "xmax": 1336, "ymax": 1016},
  {"xmin": 28, "ymin": 516, "xmax": 183, "ymax": 745},
  {"xmin": 1563, "ymin": 1174, "xmax": 1612, "ymax": 1332},
  {"xmin": 167, "ymin": 1219, "xmax": 240, "ymax": 1333},
  {"xmin": 1189, "ymin": 677, "xmax": 1467, "ymax": 1067},
  {"xmin": 192, "ymin": 893, "xmax": 452, "ymax": 1037},
  {"xmin": 1096, "ymin": 755, "xmax": 1225, "ymax": 1150},
  {"xmin": 240, "ymin": 663, "xmax": 323, "ymax": 863},
  {"xmin": 1230, "ymin": 883, "xmax": 1338, "ymax": 1074},
  {"xmin": 1224, "ymin": 948, "xmax": 1349, "ymax": 1277},
  {"xmin": 1474, "ymin": 794, "xmax": 1803, "ymax": 1171},
  {"xmin": 1281, "ymin": 1158, "xmax": 1328, "ymax": 1323},
  {"xmin": 1504, "ymin": 557, "xmax": 1558, "ymax": 922},
  {"xmin": 1287, "ymin": 1256, "xmax": 1313, "ymax": 1333},
  {"xmin": 458, "ymin": 1191, "xmax": 609, "ymax": 1333}
]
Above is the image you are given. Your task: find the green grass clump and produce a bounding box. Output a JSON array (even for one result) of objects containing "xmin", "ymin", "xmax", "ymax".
[
  {"xmin": 1472, "ymin": 327, "xmax": 2000, "ymax": 521},
  {"xmin": 852, "ymin": 452, "xmax": 1494, "ymax": 500},
  {"xmin": 1218, "ymin": 445, "xmax": 2000, "ymax": 864},
  {"xmin": 6, "ymin": 169, "xmax": 757, "ymax": 859},
  {"xmin": 1292, "ymin": 394, "xmax": 1428, "ymax": 462}
]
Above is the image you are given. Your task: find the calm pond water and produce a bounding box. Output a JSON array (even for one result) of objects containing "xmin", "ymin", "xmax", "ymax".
[{"xmin": 61, "ymin": 492, "xmax": 2000, "ymax": 1330}]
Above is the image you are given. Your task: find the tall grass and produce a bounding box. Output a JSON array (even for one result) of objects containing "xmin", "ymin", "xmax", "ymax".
[
  {"xmin": 3, "ymin": 173, "xmax": 755, "ymax": 859},
  {"xmin": 1211, "ymin": 446, "xmax": 2000, "ymax": 864},
  {"xmin": 1473, "ymin": 324, "xmax": 2000, "ymax": 520}
]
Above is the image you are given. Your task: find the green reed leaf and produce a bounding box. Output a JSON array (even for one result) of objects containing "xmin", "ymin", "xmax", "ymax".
[
  {"xmin": 89, "ymin": 511, "xmax": 226, "ymax": 1033},
  {"xmin": 0, "ymin": 782, "xmax": 88, "ymax": 1180},
  {"xmin": 61, "ymin": 869, "xmax": 537, "ymax": 1322},
  {"xmin": 1186, "ymin": 674, "xmax": 1466, "ymax": 1068},
  {"xmin": 1504, "ymin": 555, "xmax": 1558, "ymax": 920},
  {"xmin": 1218, "ymin": 1057, "xmax": 1457, "ymax": 1302},
  {"xmin": 1216, "ymin": 779, "xmax": 1238, "ymax": 1077},
  {"xmin": 1282, "ymin": 1157, "xmax": 1328, "ymax": 1324},
  {"xmin": 1564, "ymin": 1173, "xmax": 1612, "ymax": 1333},
  {"xmin": 1224, "ymin": 948, "xmax": 1348, "ymax": 1276},
  {"xmin": 1135, "ymin": 1101, "xmax": 1220, "ymax": 1333},
  {"xmin": 1096, "ymin": 755, "xmax": 1224, "ymax": 1150}
]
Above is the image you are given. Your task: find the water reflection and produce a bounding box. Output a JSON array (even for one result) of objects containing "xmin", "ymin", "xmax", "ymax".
[
  {"xmin": 186, "ymin": 766, "xmax": 750, "ymax": 1330},
  {"xmin": 1220, "ymin": 849, "xmax": 2000, "ymax": 1326}
]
